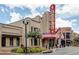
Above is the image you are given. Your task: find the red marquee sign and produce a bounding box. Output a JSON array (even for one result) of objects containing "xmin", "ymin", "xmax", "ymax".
[{"xmin": 49, "ymin": 4, "xmax": 56, "ymax": 33}]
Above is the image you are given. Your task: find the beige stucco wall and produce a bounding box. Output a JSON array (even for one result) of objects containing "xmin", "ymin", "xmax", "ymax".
[
  {"xmin": 6, "ymin": 37, "xmax": 10, "ymax": 47},
  {"xmin": 10, "ymin": 16, "xmax": 41, "ymax": 47},
  {"xmin": 0, "ymin": 23, "xmax": 23, "ymax": 49},
  {"xmin": 40, "ymin": 11, "xmax": 55, "ymax": 33}
]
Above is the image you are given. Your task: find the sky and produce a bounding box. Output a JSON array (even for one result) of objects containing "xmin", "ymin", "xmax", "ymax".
[{"xmin": 0, "ymin": 4, "xmax": 79, "ymax": 34}]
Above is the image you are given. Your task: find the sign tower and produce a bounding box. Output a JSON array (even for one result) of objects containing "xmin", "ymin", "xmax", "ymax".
[{"xmin": 49, "ymin": 4, "xmax": 56, "ymax": 33}]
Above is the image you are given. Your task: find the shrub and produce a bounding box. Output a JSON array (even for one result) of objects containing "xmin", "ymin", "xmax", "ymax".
[
  {"xmin": 16, "ymin": 48, "xmax": 24, "ymax": 53},
  {"xmin": 11, "ymin": 48, "xmax": 18, "ymax": 52},
  {"xmin": 11, "ymin": 47, "xmax": 46, "ymax": 53},
  {"xmin": 30, "ymin": 47, "xmax": 36, "ymax": 53},
  {"xmin": 11, "ymin": 48, "xmax": 24, "ymax": 53},
  {"xmin": 23, "ymin": 47, "xmax": 30, "ymax": 53},
  {"xmin": 29, "ymin": 47, "xmax": 45, "ymax": 53}
]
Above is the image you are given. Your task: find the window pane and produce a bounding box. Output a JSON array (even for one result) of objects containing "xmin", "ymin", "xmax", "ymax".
[
  {"xmin": 34, "ymin": 38, "xmax": 38, "ymax": 45},
  {"xmin": 66, "ymin": 32, "xmax": 70, "ymax": 39},
  {"xmin": 31, "ymin": 26, "xmax": 33, "ymax": 32},
  {"xmin": 1, "ymin": 37, "xmax": 6, "ymax": 47},
  {"xmin": 16, "ymin": 37, "xmax": 20, "ymax": 46}
]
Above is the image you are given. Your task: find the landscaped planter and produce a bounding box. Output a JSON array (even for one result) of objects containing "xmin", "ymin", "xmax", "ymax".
[{"xmin": 11, "ymin": 47, "xmax": 46, "ymax": 54}]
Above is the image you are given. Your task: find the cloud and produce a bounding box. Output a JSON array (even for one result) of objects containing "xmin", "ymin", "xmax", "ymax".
[
  {"xmin": 1, "ymin": 8, "xmax": 5, "ymax": 12},
  {"xmin": 56, "ymin": 17, "xmax": 72, "ymax": 28},
  {"xmin": 10, "ymin": 12, "xmax": 22, "ymax": 23},
  {"xmin": 56, "ymin": 4, "xmax": 79, "ymax": 17},
  {"xmin": 56, "ymin": 4, "xmax": 79, "ymax": 34},
  {"xmin": 6, "ymin": 4, "xmax": 50, "ymax": 18},
  {"xmin": 23, "ymin": 4, "xmax": 50, "ymax": 18},
  {"xmin": 74, "ymin": 31, "xmax": 79, "ymax": 34},
  {"xmin": 56, "ymin": 17, "xmax": 79, "ymax": 33}
]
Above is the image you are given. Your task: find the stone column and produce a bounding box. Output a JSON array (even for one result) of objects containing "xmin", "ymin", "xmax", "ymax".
[
  {"xmin": 46, "ymin": 40, "xmax": 48, "ymax": 49},
  {"xmin": 32, "ymin": 38, "xmax": 34, "ymax": 47},
  {"xmin": 27, "ymin": 38, "xmax": 30, "ymax": 48},
  {"xmin": 29, "ymin": 38, "xmax": 31, "ymax": 47},
  {"xmin": 37, "ymin": 38, "xmax": 39, "ymax": 47},
  {"xmin": 40, "ymin": 39, "xmax": 42, "ymax": 48},
  {"xmin": 6, "ymin": 37, "xmax": 10, "ymax": 47}
]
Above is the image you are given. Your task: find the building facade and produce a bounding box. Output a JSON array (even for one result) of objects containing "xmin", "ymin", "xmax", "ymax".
[
  {"xmin": 0, "ymin": 23, "xmax": 22, "ymax": 51},
  {"xmin": 0, "ymin": 11, "xmax": 76, "ymax": 51},
  {"xmin": 57, "ymin": 27, "xmax": 73, "ymax": 47}
]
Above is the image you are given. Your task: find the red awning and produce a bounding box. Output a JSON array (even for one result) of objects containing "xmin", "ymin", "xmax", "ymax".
[{"xmin": 42, "ymin": 33, "xmax": 59, "ymax": 39}]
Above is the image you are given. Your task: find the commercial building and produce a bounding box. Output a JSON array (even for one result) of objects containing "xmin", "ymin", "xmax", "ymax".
[
  {"xmin": 57, "ymin": 27, "xmax": 73, "ymax": 47},
  {"xmin": 0, "ymin": 11, "xmax": 76, "ymax": 51},
  {"xmin": 10, "ymin": 11, "xmax": 55, "ymax": 49},
  {"xmin": 0, "ymin": 3, "xmax": 78, "ymax": 51},
  {"xmin": 0, "ymin": 23, "xmax": 22, "ymax": 51},
  {"xmin": 0, "ymin": 11, "xmax": 77, "ymax": 52}
]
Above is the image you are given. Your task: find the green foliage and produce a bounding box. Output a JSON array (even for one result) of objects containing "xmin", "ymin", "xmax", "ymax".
[
  {"xmin": 73, "ymin": 37, "xmax": 79, "ymax": 46},
  {"xmin": 16, "ymin": 48, "xmax": 24, "ymax": 53},
  {"xmin": 30, "ymin": 47, "xmax": 37, "ymax": 53},
  {"xmin": 27, "ymin": 31, "xmax": 41, "ymax": 38},
  {"xmin": 11, "ymin": 48, "xmax": 18, "ymax": 52},
  {"xmin": 28, "ymin": 47, "xmax": 46, "ymax": 53},
  {"xmin": 11, "ymin": 47, "xmax": 45, "ymax": 53},
  {"xmin": 11, "ymin": 48, "xmax": 24, "ymax": 53}
]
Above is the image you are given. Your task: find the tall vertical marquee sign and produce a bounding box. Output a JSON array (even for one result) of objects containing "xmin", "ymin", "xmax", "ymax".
[{"xmin": 49, "ymin": 4, "xmax": 56, "ymax": 33}]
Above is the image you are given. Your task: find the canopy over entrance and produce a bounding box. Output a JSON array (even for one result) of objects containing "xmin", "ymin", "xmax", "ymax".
[{"xmin": 42, "ymin": 33, "xmax": 59, "ymax": 39}]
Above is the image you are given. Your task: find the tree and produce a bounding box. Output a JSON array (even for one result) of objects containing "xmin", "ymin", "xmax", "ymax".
[
  {"xmin": 27, "ymin": 31, "xmax": 42, "ymax": 46},
  {"xmin": 27, "ymin": 31, "xmax": 41, "ymax": 38},
  {"xmin": 73, "ymin": 37, "xmax": 79, "ymax": 47}
]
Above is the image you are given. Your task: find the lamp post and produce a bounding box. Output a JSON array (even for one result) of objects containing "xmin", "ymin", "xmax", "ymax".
[{"xmin": 23, "ymin": 19, "xmax": 29, "ymax": 53}]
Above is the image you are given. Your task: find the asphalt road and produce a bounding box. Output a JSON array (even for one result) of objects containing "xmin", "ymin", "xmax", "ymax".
[{"xmin": 47, "ymin": 46, "xmax": 79, "ymax": 55}]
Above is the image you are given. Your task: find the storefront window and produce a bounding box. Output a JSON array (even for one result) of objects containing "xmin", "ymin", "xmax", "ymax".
[
  {"xmin": 66, "ymin": 32, "xmax": 70, "ymax": 39},
  {"xmin": 16, "ymin": 37, "xmax": 20, "ymax": 46},
  {"xmin": 1, "ymin": 37, "xmax": 6, "ymax": 47},
  {"xmin": 31, "ymin": 26, "xmax": 33, "ymax": 32},
  {"xmin": 34, "ymin": 38, "xmax": 38, "ymax": 46}
]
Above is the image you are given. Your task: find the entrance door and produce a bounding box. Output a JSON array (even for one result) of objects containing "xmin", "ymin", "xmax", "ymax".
[
  {"xmin": 1, "ymin": 37, "xmax": 6, "ymax": 47},
  {"xmin": 61, "ymin": 40, "xmax": 65, "ymax": 47},
  {"xmin": 49, "ymin": 39, "xmax": 54, "ymax": 49}
]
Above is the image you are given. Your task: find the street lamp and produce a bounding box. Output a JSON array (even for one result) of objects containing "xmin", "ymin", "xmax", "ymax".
[{"xmin": 23, "ymin": 19, "xmax": 29, "ymax": 53}]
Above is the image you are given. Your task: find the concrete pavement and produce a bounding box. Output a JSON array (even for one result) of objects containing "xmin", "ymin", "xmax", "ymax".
[{"xmin": 47, "ymin": 46, "xmax": 79, "ymax": 55}]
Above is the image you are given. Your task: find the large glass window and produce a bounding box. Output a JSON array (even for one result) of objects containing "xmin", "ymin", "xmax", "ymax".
[
  {"xmin": 31, "ymin": 26, "xmax": 33, "ymax": 32},
  {"xmin": 31, "ymin": 38, "xmax": 33, "ymax": 46},
  {"xmin": 66, "ymin": 32, "xmax": 70, "ymax": 39},
  {"xmin": 1, "ymin": 37, "xmax": 6, "ymax": 47},
  {"xmin": 34, "ymin": 27, "xmax": 38, "ymax": 32},
  {"xmin": 10, "ymin": 37, "xmax": 13, "ymax": 47},
  {"xmin": 34, "ymin": 38, "xmax": 38, "ymax": 46},
  {"xmin": 16, "ymin": 37, "xmax": 20, "ymax": 46},
  {"xmin": 39, "ymin": 39, "xmax": 40, "ymax": 46}
]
